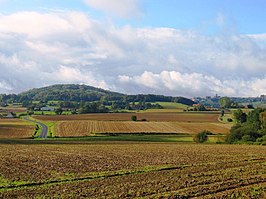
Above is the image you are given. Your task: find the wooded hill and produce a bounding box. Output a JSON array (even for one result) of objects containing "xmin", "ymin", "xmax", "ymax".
[{"xmin": 0, "ymin": 84, "xmax": 195, "ymax": 106}]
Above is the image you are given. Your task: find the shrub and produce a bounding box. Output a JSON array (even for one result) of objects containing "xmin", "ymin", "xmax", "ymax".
[
  {"xmin": 241, "ymin": 135, "xmax": 254, "ymax": 142},
  {"xmin": 131, "ymin": 115, "xmax": 137, "ymax": 121},
  {"xmin": 193, "ymin": 130, "xmax": 209, "ymax": 143},
  {"xmin": 227, "ymin": 118, "xmax": 233, "ymax": 122}
]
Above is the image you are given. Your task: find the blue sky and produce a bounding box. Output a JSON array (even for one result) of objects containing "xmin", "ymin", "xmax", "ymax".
[
  {"xmin": 1, "ymin": 0, "xmax": 266, "ymax": 33},
  {"xmin": 0, "ymin": 0, "xmax": 265, "ymax": 97}
]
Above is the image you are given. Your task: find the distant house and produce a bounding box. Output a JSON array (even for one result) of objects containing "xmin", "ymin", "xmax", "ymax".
[
  {"xmin": 40, "ymin": 107, "xmax": 55, "ymax": 111},
  {"xmin": 6, "ymin": 112, "xmax": 16, "ymax": 118},
  {"xmin": 244, "ymin": 105, "xmax": 254, "ymax": 109}
]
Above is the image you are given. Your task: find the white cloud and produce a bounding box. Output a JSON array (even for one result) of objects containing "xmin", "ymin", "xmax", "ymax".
[
  {"xmin": 84, "ymin": 0, "xmax": 141, "ymax": 18},
  {"xmin": 118, "ymin": 71, "xmax": 266, "ymax": 97},
  {"xmin": 50, "ymin": 65, "xmax": 108, "ymax": 89},
  {"xmin": 247, "ymin": 33, "xmax": 266, "ymax": 41},
  {"xmin": 0, "ymin": 11, "xmax": 265, "ymax": 97}
]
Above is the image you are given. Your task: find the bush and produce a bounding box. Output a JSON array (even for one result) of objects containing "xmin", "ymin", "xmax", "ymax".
[
  {"xmin": 227, "ymin": 118, "xmax": 233, "ymax": 122},
  {"xmin": 131, "ymin": 115, "xmax": 137, "ymax": 121},
  {"xmin": 193, "ymin": 130, "xmax": 209, "ymax": 143},
  {"xmin": 241, "ymin": 135, "xmax": 254, "ymax": 142}
]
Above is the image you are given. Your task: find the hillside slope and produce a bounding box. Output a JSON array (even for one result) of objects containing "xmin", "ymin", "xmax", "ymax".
[{"xmin": 1, "ymin": 84, "xmax": 195, "ymax": 106}]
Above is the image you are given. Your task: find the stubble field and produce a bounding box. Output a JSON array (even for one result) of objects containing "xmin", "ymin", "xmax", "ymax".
[
  {"xmin": 0, "ymin": 143, "xmax": 265, "ymax": 198},
  {"xmin": 0, "ymin": 119, "xmax": 34, "ymax": 138},
  {"xmin": 34, "ymin": 112, "xmax": 230, "ymax": 137},
  {"xmin": 34, "ymin": 112, "xmax": 220, "ymax": 122},
  {"xmin": 55, "ymin": 120, "xmax": 231, "ymax": 136}
]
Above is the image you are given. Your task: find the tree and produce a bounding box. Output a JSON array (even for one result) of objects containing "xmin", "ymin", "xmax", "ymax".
[
  {"xmin": 131, "ymin": 115, "xmax": 137, "ymax": 121},
  {"xmin": 55, "ymin": 108, "xmax": 63, "ymax": 115},
  {"xmin": 218, "ymin": 97, "xmax": 232, "ymax": 108},
  {"xmin": 220, "ymin": 110, "xmax": 225, "ymax": 117},
  {"xmin": 226, "ymin": 108, "xmax": 265, "ymax": 143},
  {"xmin": 233, "ymin": 109, "xmax": 247, "ymax": 123},
  {"xmin": 194, "ymin": 104, "xmax": 206, "ymax": 111},
  {"xmin": 193, "ymin": 130, "xmax": 209, "ymax": 143},
  {"xmin": 259, "ymin": 111, "xmax": 266, "ymax": 130}
]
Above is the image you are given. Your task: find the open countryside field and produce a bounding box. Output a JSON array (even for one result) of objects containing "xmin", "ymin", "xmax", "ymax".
[
  {"xmin": 34, "ymin": 112, "xmax": 221, "ymax": 122},
  {"xmin": 0, "ymin": 106, "xmax": 27, "ymax": 114},
  {"xmin": 0, "ymin": 118, "xmax": 34, "ymax": 138},
  {"xmin": 0, "ymin": 143, "xmax": 265, "ymax": 198},
  {"xmin": 55, "ymin": 121, "xmax": 231, "ymax": 136}
]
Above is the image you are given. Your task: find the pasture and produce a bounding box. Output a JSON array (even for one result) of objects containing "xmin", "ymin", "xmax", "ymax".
[{"xmin": 0, "ymin": 143, "xmax": 265, "ymax": 198}]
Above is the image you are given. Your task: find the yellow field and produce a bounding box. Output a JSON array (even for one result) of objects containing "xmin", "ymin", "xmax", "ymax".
[{"xmin": 55, "ymin": 120, "xmax": 231, "ymax": 137}]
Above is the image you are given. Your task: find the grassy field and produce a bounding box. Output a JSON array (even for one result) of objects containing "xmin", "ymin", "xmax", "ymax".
[
  {"xmin": 137, "ymin": 102, "xmax": 188, "ymax": 112},
  {"xmin": 156, "ymin": 102, "xmax": 188, "ymax": 109},
  {"xmin": 55, "ymin": 120, "xmax": 231, "ymax": 137},
  {"xmin": 0, "ymin": 118, "xmax": 34, "ymax": 138},
  {"xmin": 0, "ymin": 142, "xmax": 265, "ymax": 198}
]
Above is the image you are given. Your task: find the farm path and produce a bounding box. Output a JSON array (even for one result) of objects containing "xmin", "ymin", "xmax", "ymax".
[{"xmin": 24, "ymin": 117, "xmax": 48, "ymax": 138}]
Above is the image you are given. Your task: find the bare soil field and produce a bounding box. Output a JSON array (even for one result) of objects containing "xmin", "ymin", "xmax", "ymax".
[
  {"xmin": 34, "ymin": 112, "xmax": 221, "ymax": 122},
  {"xmin": 55, "ymin": 121, "xmax": 231, "ymax": 136},
  {"xmin": 0, "ymin": 143, "xmax": 265, "ymax": 198}
]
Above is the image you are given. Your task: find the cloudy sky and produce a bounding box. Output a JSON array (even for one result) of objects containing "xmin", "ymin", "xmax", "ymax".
[{"xmin": 0, "ymin": 0, "xmax": 266, "ymax": 97}]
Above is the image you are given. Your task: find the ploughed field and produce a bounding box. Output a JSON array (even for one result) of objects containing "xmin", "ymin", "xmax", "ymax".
[
  {"xmin": 0, "ymin": 118, "xmax": 34, "ymax": 138},
  {"xmin": 0, "ymin": 143, "xmax": 265, "ymax": 198}
]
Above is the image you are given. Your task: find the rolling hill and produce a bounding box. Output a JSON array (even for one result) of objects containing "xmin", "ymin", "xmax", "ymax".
[{"xmin": 1, "ymin": 84, "xmax": 195, "ymax": 106}]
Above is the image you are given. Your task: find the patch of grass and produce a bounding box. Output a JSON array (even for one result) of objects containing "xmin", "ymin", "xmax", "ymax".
[
  {"xmin": 45, "ymin": 121, "xmax": 56, "ymax": 138},
  {"xmin": 47, "ymin": 134, "xmax": 193, "ymax": 142},
  {"xmin": 156, "ymin": 102, "xmax": 188, "ymax": 109},
  {"xmin": 34, "ymin": 111, "xmax": 57, "ymax": 116}
]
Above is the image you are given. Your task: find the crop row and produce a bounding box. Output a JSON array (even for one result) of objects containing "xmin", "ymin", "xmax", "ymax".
[
  {"xmin": 1, "ymin": 154, "xmax": 265, "ymax": 198},
  {"xmin": 55, "ymin": 120, "xmax": 230, "ymax": 136},
  {"xmin": 34, "ymin": 112, "xmax": 221, "ymax": 122},
  {"xmin": 0, "ymin": 119, "xmax": 34, "ymax": 138}
]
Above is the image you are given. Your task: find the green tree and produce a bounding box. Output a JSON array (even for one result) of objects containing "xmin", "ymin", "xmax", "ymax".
[
  {"xmin": 233, "ymin": 109, "xmax": 247, "ymax": 123},
  {"xmin": 218, "ymin": 97, "xmax": 232, "ymax": 108},
  {"xmin": 220, "ymin": 110, "xmax": 225, "ymax": 117},
  {"xmin": 55, "ymin": 108, "xmax": 63, "ymax": 115},
  {"xmin": 259, "ymin": 111, "xmax": 266, "ymax": 130},
  {"xmin": 193, "ymin": 130, "xmax": 209, "ymax": 143},
  {"xmin": 131, "ymin": 115, "xmax": 137, "ymax": 121}
]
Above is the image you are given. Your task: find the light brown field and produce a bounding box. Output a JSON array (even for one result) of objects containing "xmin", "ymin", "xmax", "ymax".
[
  {"xmin": 34, "ymin": 112, "xmax": 220, "ymax": 122},
  {"xmin": 0, "ymin": 118, "xmax": 34, "ymax": 138},
  {"xmin": 55, "ymin": 120, "xmax": 231, "ymax": 136},
  {"xmin": 0, "ymin": 106, "xmax": 27, "ymax": 113}
]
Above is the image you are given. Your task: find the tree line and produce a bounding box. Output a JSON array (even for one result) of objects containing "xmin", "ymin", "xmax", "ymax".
[{"xmin": 227, "ymin": 108, "xmax": 266, "ymax": 144}]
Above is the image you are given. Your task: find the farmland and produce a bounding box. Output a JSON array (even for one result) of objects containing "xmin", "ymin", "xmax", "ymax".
[
  {"xmin": 34, "ymin": 112, "xmax": 230, "ymax": 137},
  {"xmin": 34, "ymin": 112, "xmax": 221, "ymax": 122},
  {"xmin": 0, "ymin": 118, "xmax": 34, "ymax": 138},
  {"xmin": 55, "ymin": 121, "xmax": 231, "ymax": 136},
  {"xmin": 0, "ymin": 97, "xmax": 264, "ymax": 198},
  {"xmin": 0, "ymin": 143, "xmax": 265, "ymax": 198}
]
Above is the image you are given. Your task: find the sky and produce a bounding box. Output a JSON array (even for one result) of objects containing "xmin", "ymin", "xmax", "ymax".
[{"xmin": 0, "ymin": 0, "xmax": 266, "ymax": 97}]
